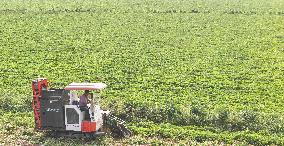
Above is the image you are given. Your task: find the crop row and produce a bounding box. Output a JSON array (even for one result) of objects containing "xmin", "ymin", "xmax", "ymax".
[{"xmin": 0, "ymin": 0, "xmax": 283, "ymax": 144}]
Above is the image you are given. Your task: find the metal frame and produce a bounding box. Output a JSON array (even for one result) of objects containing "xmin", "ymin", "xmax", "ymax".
[{"xmin": 32, "ymin": 78, "xmax": 48, "ymax": 129}]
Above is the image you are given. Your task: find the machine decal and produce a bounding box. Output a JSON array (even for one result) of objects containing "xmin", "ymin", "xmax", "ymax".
[{"xmin": 46, "ymin": 108, "xmax": 60, "ymax": 112}]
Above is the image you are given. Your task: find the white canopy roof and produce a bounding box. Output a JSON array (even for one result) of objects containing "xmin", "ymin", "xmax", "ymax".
[{"xmin": 64, "ymin": 82, "xmax": 107, "ymax": 90}]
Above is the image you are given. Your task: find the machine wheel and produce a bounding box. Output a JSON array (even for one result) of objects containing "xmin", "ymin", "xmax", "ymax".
[
  {"xmin": 103, "ymin": 114, "xmax": 132, "ymax": 138},
  {"xmin": 118, "ymin": 123, "xmax": 132, "ymax": 138}
]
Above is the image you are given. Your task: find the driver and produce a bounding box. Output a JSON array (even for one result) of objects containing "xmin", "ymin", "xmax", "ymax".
[
  {"xmin": 79, "ymin": 90, "xmax": 91, "ymax": 120},
  {"xmin": 79, "ymin": 90, "xmax": 90, "ymax": 107}
]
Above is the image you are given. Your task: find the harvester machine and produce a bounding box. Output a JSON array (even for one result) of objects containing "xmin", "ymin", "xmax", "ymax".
[{"xmin": 31, "ymin": 78, "xmax": 131, "ymax": 138}]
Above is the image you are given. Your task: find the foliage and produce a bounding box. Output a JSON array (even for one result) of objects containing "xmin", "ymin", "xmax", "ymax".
[{"xmin": 0, "ymin": 0, "xmax": 283, "ymax": 145}]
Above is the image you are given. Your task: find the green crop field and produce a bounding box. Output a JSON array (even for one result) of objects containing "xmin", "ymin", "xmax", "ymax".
[{"xmin": 0, "ymin": 0, "xmax": 284, "ymax": 145}]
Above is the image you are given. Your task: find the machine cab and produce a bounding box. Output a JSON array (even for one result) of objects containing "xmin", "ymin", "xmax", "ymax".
[{"xmin": 64, "ymin": 82, "xmax": 108, "ymax": 132}]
